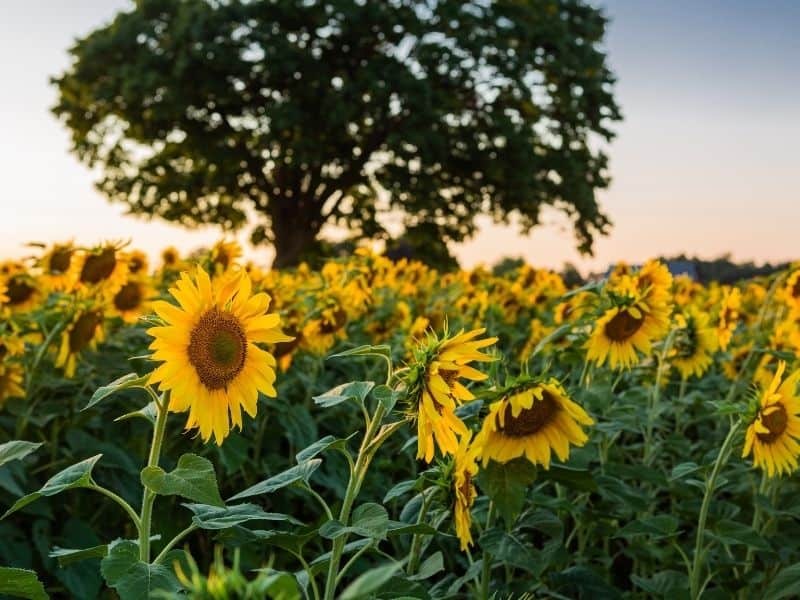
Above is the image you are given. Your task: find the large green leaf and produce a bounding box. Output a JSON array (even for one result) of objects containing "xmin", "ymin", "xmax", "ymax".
[
  {"xmin": 339, "ymin": 562, "xmax": 402, "ymax": 600},
  {"xmin": 100, "ymin": 540, "xmax": 181, "ymax": 600},
  {"xmin": 228, "ymin": 459, "xmax": 321, "ymax": 501},
  {"xmin": 141, "ymin": 453, "xmax": 224, "ymax": 507},
  {"xmin": 0, "ymin": 567, "xmax": 49, "ymax": 599},
  {"xmin": 84, "ymin": 373, "xmax": 151, "ymax": 411},
  {"xmin": 313, "ymin": 381, "xmax": 375, "ymax": 408},
  {"xmin": 477, "ymin": 458, "xmax": 537, "ymax": 524},
  {"xmin": 295, "ymin": 435, "xmax": 354, "ymax": 463},
  {"xmin": 2, "ymin": 455, "xmax": 102, "ymax": 519},
  {"xmin": 183, "ymin": 503, "xmax": 301, "ymax": 529},
  {"xmin": 0, "ymin": 441, "xmax": 43, "ymax": 469}
]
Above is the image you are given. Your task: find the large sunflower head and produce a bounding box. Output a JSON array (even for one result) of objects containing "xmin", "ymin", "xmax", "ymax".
[
  {"xmin": 406, "ymin": 327, "xmax": 497, "ymax": 463},
  {"xmin": 451, "ymin": 432, "xmax": 482, "ymax": 551},
  {"xmin": 148, "ymin": 267, "xmax": 291, "ymax": 444},
  {"xmin": 476, "ymin": 379, "xmax": 594, "ymax": 469},
  {"xmin": 0, "ymin": 362, "xmax": 25, "ymax": 407},
  {"xmin": 670, "ymin": 308, "xmax": 717, "ymax": 379},
  {"xmin": 55, "ymin": 307, "xmax": 106, "ymax": 378},
  {"xmin": 742, "ymin": 361, "xmax": 800, "ymax": 478},
  {"xmin": 68, "ymin": 242, "xmax": 129, "ymax": 297},
  {"xmin": 40, "ymin": 242, "xmax": 76, "ymax": 291}
]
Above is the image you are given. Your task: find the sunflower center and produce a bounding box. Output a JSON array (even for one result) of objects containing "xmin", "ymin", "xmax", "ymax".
[
  {"xmin": 757, "ymin": 405, "xmax": 788, "ymax": 444},
  {"xmin": 114, "ymin": 282, "xmax": 143, "ymax": 311},
  {"xmin": 6, "ymin": 277, "xmax": 34, "ymax": 305},
  {"xmin": 188, "ymin": 308, "xmax": 247, "ymax": 390},
  {"xmin": 319, "ymin": 308, "xmax": 347, "ymax": 334},
  {"xmin": 459, "ymin": 472, "xmax": 474, "ymax": 503},
  {"xmin": 0, "ymin": 343, "xmax": 7, "ymax": 360},
  {"xmin": 604, "ymin": 310, "xmax": 644, "ymax": 342},
  {"xmin": 80, "ymin": 248, "xmax": 117, "ymax": 284},
  {"xmin": 793, "ymin": 277, "xmax": 800, "ymax": 299},
  {"xmin": 163, "ymin": 250, "xmax": 177, "ymax": 266},
  {"xmin": 502, "ymin": 391, "xmax": 559, "ymax": 437},
  {"xmin": 439, "ymin": 368, "xmax": 459, "ymax": 388},
  {"xmin": 129, "ymin": 256, "xmax": 145, "ymax": 274},
  {"xmin": 49, "ymin": 248, "xmax": 73, "ymax": 274},
  {"xmin": 69, "ymin": 311, "xmax": 102, "ymax": 353},
  {"xmin": 674, "ymin": 322, "xmax": 699, "ymax": 358}
]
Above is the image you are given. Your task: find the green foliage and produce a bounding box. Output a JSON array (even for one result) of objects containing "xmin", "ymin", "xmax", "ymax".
[
  {"xmin": 100, "ymin": 540, "xmax": 182, "ymax": 600},
  {"xmin": 52, "ymin": 0, "xmax": 620, "ymax": 266},
  {"xmin": 0, "ymin": 567, "xmax": 49, "ymax": 600},
  {"xmin": 141, "ymin": 453, "xmax": 225, "ymax": 507}
]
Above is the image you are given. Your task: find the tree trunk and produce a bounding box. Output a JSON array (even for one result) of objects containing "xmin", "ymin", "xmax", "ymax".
[{"xmin": 270, "ymin": 198, "xmax": 323, "ymax": 269}]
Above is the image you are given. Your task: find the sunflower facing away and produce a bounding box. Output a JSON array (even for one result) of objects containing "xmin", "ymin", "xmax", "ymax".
[
  {"xmin": 477, "ymin": 379, "xmax": 594, "ymax": 469},
  {"xmin": 742, "ymin": 361, "xmax": 800, "ymax": 478},
  {"xmin": 407, "ymin": 328, "xmax": 497, "ymax": 463},
  {"xmin": 452, "ymin": 432, "xmax": 481, "ymax": 551},
  {"xmin": 148, "ymin": 267, "xmax": 291, "ymax": 444}
]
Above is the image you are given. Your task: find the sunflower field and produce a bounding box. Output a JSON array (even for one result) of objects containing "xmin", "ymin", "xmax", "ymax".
[{"xmin": 0, "ymin": 240, "xmax": 799, "ymax": 600}]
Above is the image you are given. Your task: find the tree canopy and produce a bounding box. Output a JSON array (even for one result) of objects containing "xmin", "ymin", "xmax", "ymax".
[{"xmin": 53, "ymin": 0, "xmax": 621, "ymax": 267}]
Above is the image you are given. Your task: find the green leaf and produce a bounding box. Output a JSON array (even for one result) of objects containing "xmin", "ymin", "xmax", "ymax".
[
  {"xmin": 0, "ymin": 441, "xmax": 43, "ymax": 469},
  {"xmin": 339, "ymin": 562, "xmax": 402, "ymax": 600},
  {"xmin": 183, "ymin": 503, "xmax": 301, "ymax": 529},
  {"xmin": 383, "ymin": 480, "xmax": 418, "ymax": 503},
  {"xmin": 706, "ymin": 519, "xmax": 771, "ymax": 551},
  {"xmin": 615, "ymin": 515, "xmax": 680, "ymax": 540},
  {"xmin": 669, "ymin": 462, "xmax": 701, "ymax": 481},
  {"xmin": 100, "ymin": 540, "xmax": 180, "ymax": 600},
  {"xmin": 328, "ymin": 345, "xmax": 391, "ymax": 361},
  {"xmin": 386, "ymin": 521, "xmax": 438, "ymax": 538},
  {"xmin": 49, "ymin": 545, "xmax": 108, "ymax": 566},
  {"xmin": 631, "ymin": 570, "xmax": 688, "ymax": 597},
  {"xmin": 477, "ymin": 458, "xmax": 538, "ymax": 524},
  {"xmin": 372, "ymin": 385, "xmax": 400, "ymax": 412},
  {"xmin": 2, "ymin": 455, "xmax": 102, "ymax": 519},
  {"xmin": 114, "ymin": 401, "xmax": 158, "ymax": 425},
  {"xmin": 319, "ymin": 503, "xmax": 389, "ymax": 541},
  {"xmin": 0, "ymin": 567, "xmax": 49, "ymax": 599},
  {"xmin": 763, "ymin": 563, "xmax": 800, "ymax": 600},
  {"xmin": 84, "ymin": 373, "xmax": 150, "ymax": 411},
  {"xmin": 141, "ymin": 453, "xmax": 224, "ymax": 507},
  {"xmin": 408, "ymin": 551, "xmax": 443, "ymax": 581},
  {"xmin": 539, "ymin": 464, "xmax": 597, "ymax": 492},
  {"xmin": 313, "ymin": 381, "xmax": 375, "ymax": 408},
  {"xmin": 295, "ymin": 435, "xmax": 354, "ymax": 463},
  {"xmin": 228, "ymin": 460, "xmax": 321, "ymax": 501}
]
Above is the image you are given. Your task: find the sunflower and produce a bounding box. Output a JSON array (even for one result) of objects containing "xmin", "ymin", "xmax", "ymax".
[
  {"xmin": 40, "ymin": 242, "xmax": 76, "ymax": 291},
  {"xmin": 0, "ymin": 362, "xmax": 25, "ymax": 407},
  {"xmin": 109, "ymin": 277, "xmax": 155, "ymax": 323},
  {"xmin": 670, "ymin": 308, "xmax": 717, "ymax": 379},
  {"xmin": 55, "ymin": 308, "xmax": 105, "ymax": 377},
  {"xmin": 716, "ymin": 287, "xmax": 741, "ymax": 351},
  {"xmin": 161, "ymin": 246, "xmax": 182, "ymax": 269},
  {"xmin": 635, "ymin": 259, "xmax": 673, "ymax": 310},
  {"xmin": 0, "ymin": 330, "xmax": 25, "ymax": 361},
  {"xmin": 782, "ymin": 269, "xmax": 800, "ymax": 311},
  {"xmin": 407, "ymin": 328, "xmax": 497, "ymax": 463},
  {"xmin": 723, "ymin": 343, "xmax": 752, "ymax": 381},
  {"xmin": 148, "ymin": 267, "xmax": 291, "ymax": 444},
  {"xmin": 585, "ymin": 299, "xmax": 668, "ymax": 370},
  {"xmin": 477, "ymin": 379, "xmax": 594, "ymax": 469},
  {"xmin": 125, "ymin": 250, "xmax": 150, "ymax": 276},
  {"xmin": 210, "ymin": 239, "xmax": 242, "ymax": 275},
  {"xmin": 742, "ymin": 361, "xmax": 800, "ymax": 477},
  {"xmin": 452, "ymin": 432, "xmax": 481, "ymax": 551},
  {"xmin": 2, "ymin": 272, "xmax": 40, "ymax": 313},
  {"xmin": 68, "ymin": 242, "xmax": 129, "ymax": 297}
]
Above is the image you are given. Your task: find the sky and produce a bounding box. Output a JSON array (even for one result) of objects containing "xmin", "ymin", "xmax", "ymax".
[{"xmin": 0, "ymin": 0, "xmax": 797, "ymax": 273}]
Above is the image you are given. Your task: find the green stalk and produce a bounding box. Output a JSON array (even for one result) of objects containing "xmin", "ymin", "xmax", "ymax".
[
  {"xmin": 644, "ymin": 330, "xmax": 675, "ymax": 465},
  {"xmin": 406, "ymin": 488, "xmax": 439, "ymax": 576},
  {"xmin": 480, "ymin": 501, "xmax": 496, "ymax": 599},
  {"xmin": 689, "ymin": 419, "xmax": 741, "ymax": 599},
  {"xmin": 139, "ymin": 391, "xmax": 170, "ymax": 562}
]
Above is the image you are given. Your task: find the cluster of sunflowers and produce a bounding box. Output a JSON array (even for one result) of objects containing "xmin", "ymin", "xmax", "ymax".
[{"xmin": 2, "ymin": 238, "xmax": 800, "ymax": 598}]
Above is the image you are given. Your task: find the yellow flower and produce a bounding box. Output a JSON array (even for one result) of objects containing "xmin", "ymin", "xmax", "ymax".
[
  {"xmin": 742, "ymin": 361, "xmax": 800, "ymax": 478},
  {"xmin": 125, "ymin": 250, "xmax": 150, "ymax": 276},
  {"xmin": 477, "ymin": 380, "xmax": 594, "ymax": 469},
  {"xmin": 0, "ymin": 362, "xmax": 25, "ymax": 406},
  {"xmin": 68, "ymin": 242, "xmax": 129, "ymax": 297},
  {"xmin": 452, "ymin": 433, "xmax": 481, "ymax": 551},
  {"xmin": 716, "ymin": 287, "xmax": 741, "ymax": 351},
  {"xmin": 40, "ymin": 242, "xmax": 76, "ymax": 291},
  {"xmin": 210, "ymin": 239, "xmax": 242, "ymax": 274},
  {"xmin": 109, "ymin": 277, "xmax": 155, "ymax": 323},
  {"xmin": 585, "ymin": 301, "xmax": 667, "ymax": 370},
  {"xmin": 1, "ymin": 272, "xmax": 40, "ymax": 313},
  {"xmin": 671, "ymin": 309, "xmax": 717, "ymax": 379},
  {"xmin": 782, "ymin": 269, "xmax": 800, "ymax": 310},
  {"xmin": 161, "ymin": 246, "xmax": 182, "ymax": 269},
  {"xmin": 55, "ymin": 309, "xmax": 105, "ymax": 377},
  {"xmin": 148, "ymin": 267, "xmax": 291, "ymax": 444},
  {"xmin": 409, "ymin": 328, "xmax": 497, "ymax": 463}
]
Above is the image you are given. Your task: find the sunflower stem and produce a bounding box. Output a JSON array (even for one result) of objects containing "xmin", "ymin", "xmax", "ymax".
[
  {"xmin": 323, "ymin": 403, "xmax": 390, "ymax": 600},
  {"xmin": 644, "ymin": 329, "xmax": 676, "ymax": 465},
  {"xmin": 480, "ymin": 501, "xmax": 496, "ymax": 599},
  {"xmin": 689, "ymin": 418, "xmax": 741, "ymax": 600},
  {"xmin": 139, "ymin": 390, "xmax": 170, "ymax": 562},
  {"xmin": 406, "ymin": 487, "xmax": 439, "ymax": 576}
]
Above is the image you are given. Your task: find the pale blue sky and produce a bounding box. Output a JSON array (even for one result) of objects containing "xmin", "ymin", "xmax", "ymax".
[{"xmin": 1, "ymin": 0, "xmax": 797, "ymax": 271}]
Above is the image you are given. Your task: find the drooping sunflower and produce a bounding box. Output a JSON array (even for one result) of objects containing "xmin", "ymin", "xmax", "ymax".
[
  {"xmin": 715, "ymin": 287, "xmax": 741, "ymax": 351},
  {"xmin": 68, "ymin": 242, "xmax": 129, "ymax": 297},
  {"xmin": 477, "ymin": 379, "xmax": 593, "ymax": 469},
  {"xmin": 452, "ymin": 432, "xmax": 481, "ymax": 551},
  {"xmin": 55, "ymin": 308, "xmax": 105, "ymax": 378},
  {"xmin": 109, "ymin": 277, "xmax": 155, "ymax": 323},
  {"xmin": 407, "ymin": 328, "xmax": 497, "ymax": 463},
  {"xmin": 0, "ymin": 362, "xmax": 25, "ymax": 407},
  {"xmin": 742, "ymin": 361, "xmax": 800, "ymax": 478},
  {"xmin": 2, "ymin": 272, "xmax": 41, "ymax": 313},
  {"xmin": 40, "ymin": 242, "xmax": 76, "ymax": 291},
  {"xmin": 670, "ymin": 308, "xmax": 717, "ymax": 379},
  {"xmin": 148, "ymin": 267, "xmax": 291, "ymax": 444}
]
